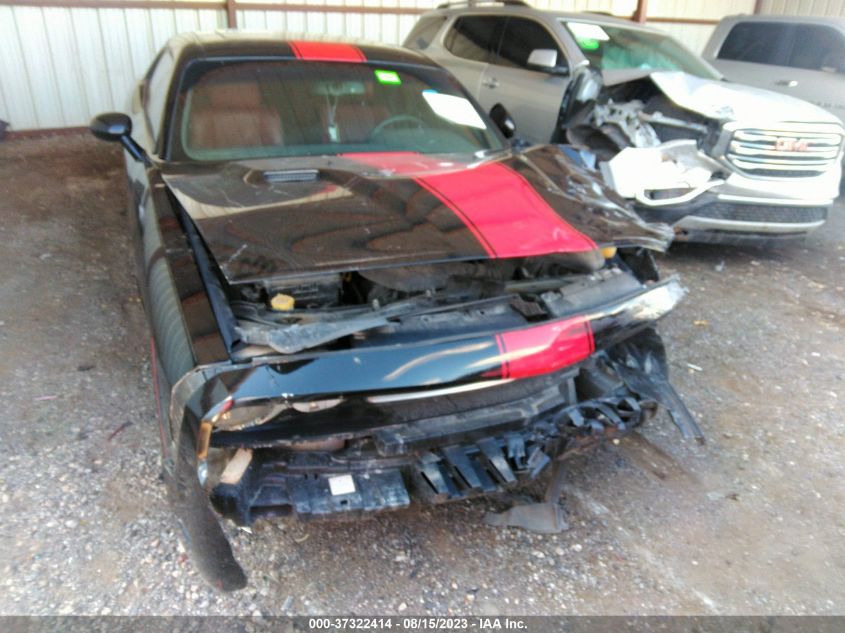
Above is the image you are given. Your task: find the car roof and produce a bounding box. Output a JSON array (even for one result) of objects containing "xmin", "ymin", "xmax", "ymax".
[
  {"xmin": 163, "ymin": 30, "xmax": 439, "ymax": 67},
  {"xmin": 718, "ymin": 13, "xmax": 845, "ymax": 28}
]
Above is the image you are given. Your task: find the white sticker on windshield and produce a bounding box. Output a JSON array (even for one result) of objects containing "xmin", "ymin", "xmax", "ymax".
[
  {"xmin": 422, "ymin": 91, "xmax": 486, "ymax": 129},
  {"xmin": 566, "ymin": 22, "xmax": 610, "ymax": 41}
]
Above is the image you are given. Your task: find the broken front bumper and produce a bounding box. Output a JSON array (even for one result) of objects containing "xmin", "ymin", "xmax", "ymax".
[
  {"xmin": 166, "ymin": 277, "xmax": 694, "ymax": 590},
  {"xmin": 635, "ymin": 194, "xmax": 830, "ymax": 243},
  {"xmin": 210, "ymin": 371, "xmax": 653, "ymax": 525},
  {"xmin": 600, "ymin": 139, "xmax": 839, "ymax": 242}
]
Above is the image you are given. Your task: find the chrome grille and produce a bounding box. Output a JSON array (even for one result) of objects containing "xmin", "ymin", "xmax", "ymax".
[{"xmin": 726, "ymin": 125, "xmax": 844, "ymax": 177}]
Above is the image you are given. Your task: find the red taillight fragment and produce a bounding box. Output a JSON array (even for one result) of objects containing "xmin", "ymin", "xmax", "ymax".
[{"xmin": 495, "ymin": 317, "xmax": 594, "ymax": 379}]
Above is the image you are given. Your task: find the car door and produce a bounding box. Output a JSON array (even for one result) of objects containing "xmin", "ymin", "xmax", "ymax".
[
  {"xmin": 477, "ymin": 16, "xmax": 570, "ymax": 144},
  {"xmin": 435, "ymin": 15, "xmax": 504, "ymax": 98},
  {"xmin": 713, "ymin": 21, "xmax": 845, "ymax": 125},
  {"xmin": 129, "ymin": 50, "xmax": 174, "ymax": 271}
]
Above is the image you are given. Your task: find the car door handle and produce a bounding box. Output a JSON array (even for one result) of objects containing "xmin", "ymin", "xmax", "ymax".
[
  {"xmin": 482, "ymin": 77, "xmax": 499, "ymax": 89},
  {"xmin": 775, "ymin": 79, "xmax": 798, "ymax": 87}
]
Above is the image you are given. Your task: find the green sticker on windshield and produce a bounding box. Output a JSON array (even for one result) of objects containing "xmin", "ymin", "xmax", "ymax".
[
  {"xmin": 375, "ymin": 69, "xmax": 402, "ymax": 85},
  {"xmin": 577, "ymin": 38, "xmax": 601, "ymax": 51}
]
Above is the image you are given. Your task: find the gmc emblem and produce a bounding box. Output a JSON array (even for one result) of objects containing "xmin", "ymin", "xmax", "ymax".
[{"xmin": 774, "ymin": 137, "xmax": 810, "ymax": 152}]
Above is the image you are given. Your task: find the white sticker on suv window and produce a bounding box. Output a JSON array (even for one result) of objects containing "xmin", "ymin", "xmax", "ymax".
[
  {"xmin": 422, "ymin": 91, "xmax": 486, "ymax": 129},
  {"xmin": 567, "ymin": 22, "xmax": 610, "ymax": 41}
]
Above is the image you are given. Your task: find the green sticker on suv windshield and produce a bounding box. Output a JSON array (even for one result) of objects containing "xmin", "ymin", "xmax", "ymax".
[
  {"xmin": 578, "ymin": 38, "xmax": 601, "ymax": 50},
  {"xmin": 375, "ymin": 69, "xmax": 402, "ymax": 85}
]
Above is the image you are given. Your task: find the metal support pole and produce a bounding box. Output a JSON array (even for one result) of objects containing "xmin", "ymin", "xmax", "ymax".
[
  {"xmin": 633, "ymin": 0, "xmax": 648, "ymax": 23},
  {"xmin": 226, "ymin": 0, "xmax": 236, "ymax": 29}
]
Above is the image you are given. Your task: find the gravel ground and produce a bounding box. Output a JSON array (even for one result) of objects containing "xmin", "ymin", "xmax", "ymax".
[{"xmin": 0, "ymin": 135, "xmax": 843, "ymax": 616}]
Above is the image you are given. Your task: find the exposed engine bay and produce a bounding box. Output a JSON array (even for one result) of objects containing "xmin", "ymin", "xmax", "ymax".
[
  {"xmin": 565, "ymin": 74, "xmax": 728, "ymax": 209},
  {"xmin": 231, "ymin": 254, "xmax": 632, "ymax": 356}
]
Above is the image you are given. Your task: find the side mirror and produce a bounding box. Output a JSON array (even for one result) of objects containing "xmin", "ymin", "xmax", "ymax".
[
  {"xmin": 489, "ymin": 104, "xmax": 516, "ymax": 139},
  {"xmin": 90, "ymin": 112, "xmax": 131, "ymax": 141},
  {"xmin": 527, "ymin": 49, "xmax": 569, "ymax": 76},
  {"xmin": 90, "ymin": 112, "xmax": 149, "ymax": 165}
]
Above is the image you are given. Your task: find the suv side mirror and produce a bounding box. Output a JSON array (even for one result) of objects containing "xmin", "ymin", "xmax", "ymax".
[
  {"xmin": 527, "ymin": 49, "xmax": 569, "ymax": 76},
  {"xmin": 489, "ymin": 104, "xmax": 516, "ymax": 139},
  {"xmin": 90, "ymin": 112, "xmax": 149, "ymax": 165}
]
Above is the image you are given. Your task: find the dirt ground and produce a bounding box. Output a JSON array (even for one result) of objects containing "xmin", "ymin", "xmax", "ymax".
[{"xmin": 0, "ymin": 135, "xmax": 843, "ymax": 616}]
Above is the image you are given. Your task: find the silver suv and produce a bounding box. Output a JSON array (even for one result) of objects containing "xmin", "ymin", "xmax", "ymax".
[{"xmin": 405, "ymin": 1, "xmax": 845, "ymax": 243}]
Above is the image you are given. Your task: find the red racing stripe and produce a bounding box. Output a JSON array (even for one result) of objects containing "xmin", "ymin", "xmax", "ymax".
[
  {"xmin": 497, "ymin": 317, "xmax": 594, "ymax": 380},
  {"xmin": 421, "ymin": 162, "xmax": 596, "ymax": 257},
  {"xmin": 289, "ymin": 41, "xmax": 366, "ymax": 63},
  {"xmin": 343, "ymin": 152, "xmax": 597, "ymax": 257}
]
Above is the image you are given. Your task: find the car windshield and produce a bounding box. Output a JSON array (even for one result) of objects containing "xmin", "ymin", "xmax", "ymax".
[
  {"xmin": 174, "ymin": 60, "xmax": 504, "ymax": 161},
  {"xmin": 562, "ymin": 21, "xmax": 721, "ymax": 79}
]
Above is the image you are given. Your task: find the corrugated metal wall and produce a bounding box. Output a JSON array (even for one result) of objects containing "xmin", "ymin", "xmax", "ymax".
[
  {"xmin": 0, "ymin": 0, "xmax": 636, "ymax": 131},
  {"xmin": 647, "ymin": 22, "xmax": 713, "ymax": 54},
  {"xmin": 1, "ymin": 0, "xmax": 843, "ymax": 132},
  {"xmin": 646, "ymin": 0, "xmax": 754, "ymax": 53},
  {"xmin": 759, "ymin": 0, "xmax": 845, "ymax": 16},
  {"xmin": 0, "ymin": 4, "xmax": 225, "ymax": 129},
  {"xmin": 235, "ymin": 0, "xmax": 635, "ymax": 44}
]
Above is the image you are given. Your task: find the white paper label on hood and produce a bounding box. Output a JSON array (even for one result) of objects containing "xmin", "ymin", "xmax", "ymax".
[
  {"xmin": 422, "ymin": 91, "xmax": 486, "ymax": 129},
  {"xmin": 567, "ymin": 22, "xmax": 610, "ymax": 42}
]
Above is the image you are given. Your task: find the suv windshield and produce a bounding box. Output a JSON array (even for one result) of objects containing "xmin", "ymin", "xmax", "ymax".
[
  {"xmin": 562, "ymin": 21, "xmax": 720, "ymax": 79},
  {"xmin": 174, "ymin": 60, "xmax": 504, "ymax": 161}
]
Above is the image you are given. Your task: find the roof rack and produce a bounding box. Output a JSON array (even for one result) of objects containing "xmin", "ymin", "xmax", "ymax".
[{"xmin": 436, "ymin": 0, "xmax": 530, "ymax": 9}]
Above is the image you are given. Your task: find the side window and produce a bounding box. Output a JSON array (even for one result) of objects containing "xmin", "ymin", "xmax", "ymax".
[
  {"xmin": 717, "ymin": 22, "xmax": 792, "ymax": 66},
  {"xmin": 145, "ymin": 51, "xmax": 175, "ymax": 143},
  {"xmin": 789, "ymin": 25, "xmax": 845, "ymax": 72},
  {"xmin": 404, "ymin": 16, "xmax": 447, "ymax": 50},
  {"xmin": 496, "ymin": 17, "xmax": 565, "ymax": 70},
  {"xmin": 444, "ymin": 16, "xmax": 504, "ymax": 63}
]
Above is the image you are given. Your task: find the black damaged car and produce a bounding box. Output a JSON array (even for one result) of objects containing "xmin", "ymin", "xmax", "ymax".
[{"xmin": 91, "ymin": 33, "xmax": 699, "ymax": 590}]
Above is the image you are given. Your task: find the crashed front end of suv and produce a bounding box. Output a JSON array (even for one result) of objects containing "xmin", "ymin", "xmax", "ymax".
[
  {"xmin": 563, "ymin": 69, "xmax": 845, "ymax": 243},
  {"xmin": 92, "ymin": 37, "xmax": 697, "ymax": 590}
]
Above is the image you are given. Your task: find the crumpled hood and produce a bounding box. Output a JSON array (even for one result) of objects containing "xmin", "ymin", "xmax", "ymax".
[
  {"xmin": 163, "ymin": 146, "xmax": 672, "ymax": 284},
  {"xmin": 648, "ymin": 71, "xmax": 842, "ymax": 124}
]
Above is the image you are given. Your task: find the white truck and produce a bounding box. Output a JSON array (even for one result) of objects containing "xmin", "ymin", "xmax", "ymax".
[{"xmin": 702, "ymin": 15, "xmax": 845, "ymax": 128}]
